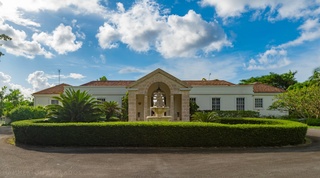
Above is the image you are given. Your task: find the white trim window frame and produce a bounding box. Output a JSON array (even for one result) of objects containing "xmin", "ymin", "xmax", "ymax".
[
  {"xmin": 255, "ymin": 98, "xmax": 263, "ymax": 108},
  {"xmin": 190, "ymin": 97, "xmax": 196, "ymax": 103},
  {"xmin": 51, "ymin": 99, "xmax": 59, "ymax": 105},
  {"xmin": 236, "ymin": 97, "xmax": 245, "ymax": 111},
  {"xmin": 97, "ymin": 98, "xmax": 106, "ymax": 102},
  {"xmin": 212, "ymin": 97, "xmax": 221, "ymax": 111}
]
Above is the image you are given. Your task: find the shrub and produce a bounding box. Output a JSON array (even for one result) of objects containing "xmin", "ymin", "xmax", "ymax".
[
  {"xmin": 12, "ymin": 118, "xmax": 307, "ymax": 147},
  {"xmin": 101, "ymin": 101, "xmax": 121, "ymax": 121},
  {"xmin": 202, "ymin": 110, "xmax": 259, "ymax": 118},
  {"xmin": 7, "ymin": 106, "xmax": 46, "ymax": 123},
  {"xmin": 305, "ymin": 118, "xmax": 320, "ymax": 126},
  {"xmin": 191, "ymin": 111, "xmax": 219, "ymax": 122},
  {"xmin": 47, "ymin": 88, "xmax": 101, "ymax": 122},
  {"xmin": 190, "ymin": 101, "xmax": 199, "ymax": 117}
]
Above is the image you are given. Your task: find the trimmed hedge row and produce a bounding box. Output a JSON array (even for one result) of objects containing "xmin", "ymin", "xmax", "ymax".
[{"xmin": 11, "ymin": 118, "xmax": 307, "ymax": 147}]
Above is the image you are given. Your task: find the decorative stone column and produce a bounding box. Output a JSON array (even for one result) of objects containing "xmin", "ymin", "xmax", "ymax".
[
  {"xmin": 128, "ymin": 90, "xmax": 137, "ymax": 121},
  {"xmin": 181, "ymin": 91, "xmax": 190, "ymax": 121},
  {"xmin": 170, "ymin": 94, "xmax": 174, "ymax": 120},
  {"xmin": 143, "ymin": 95, "xmax": 148, "ymax": 121}
]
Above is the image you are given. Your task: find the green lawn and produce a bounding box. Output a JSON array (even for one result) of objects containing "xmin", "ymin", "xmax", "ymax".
[{"xmin": 308, "ymin": 126, "xmax": 320, "ymax": 129}]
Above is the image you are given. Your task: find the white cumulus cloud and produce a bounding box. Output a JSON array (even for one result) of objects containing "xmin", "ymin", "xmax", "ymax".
[
  {"xmin": 96, "ymin": 0, "xmax": 230, "ymax": 58},
  {"xmin": 67, "ymin": 73, "xmax": 85, "ymax": 79},
  {"xmin": 0, "ymin": 0, "xmax": 106, "ymax": 27},
  {"xmin": 0, "ymin": 72, "xmax": 11, "ymax": 83},
  {"xmin": 33, "ymin": 24, "xmax": 82, "ymax": 54},
  {"xmin": 27, "ymin": 71, "xmax": 53, "ymax": 91},
  {"xmin": 200, "ymin": 0, "xmax": 320, "ymax": 21},
  {"xmin": 245, "ymin": 48, "xmax": 291, "ymax": 70},
  {"xmin": 0, "ymin": 22, "xmax": 53, "ymax": 59},
  {"xmin": 280, "ymin": 18, "xmax": 320, "ymax": 48},
  {"xmin": 246, "ymin": 18, "xmax": 320, "ymax": 70}
]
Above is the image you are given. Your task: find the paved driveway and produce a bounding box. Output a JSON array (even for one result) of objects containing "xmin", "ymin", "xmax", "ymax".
[{"xmin": 1, "ymin": 126, "xmax": 320, "ymax": 178}]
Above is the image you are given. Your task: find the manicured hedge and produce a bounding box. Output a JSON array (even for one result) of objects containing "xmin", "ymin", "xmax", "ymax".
[{"xmin": 11, "ymin": 118, "xmax": 307, "ymax": 147}]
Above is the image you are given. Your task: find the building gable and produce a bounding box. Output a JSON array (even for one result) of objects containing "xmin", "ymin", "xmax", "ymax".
[{"xmin": 127, "ymin": 68, "xmax": 191, "ymax": 90}]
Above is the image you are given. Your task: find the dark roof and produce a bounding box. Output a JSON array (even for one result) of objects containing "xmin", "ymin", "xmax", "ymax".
[
  {"xmin": 32, "ymin": 83, "xmax": 70, "ymax": 95},
  {"xmin": 81, "ymin": 81, "xmax": 135, "ymax": 86},
  {"xmin": 185, "ymin": 80, "xmax": 235, "ymax": 86},
  {"xmin": 252, "ymin": 82, "xmax": 285, "ymax": 93}
]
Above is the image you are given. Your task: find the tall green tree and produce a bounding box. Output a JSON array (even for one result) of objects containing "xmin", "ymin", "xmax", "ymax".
[
  {"xmin": 0, "ymin": 86, "xmax": 7, "ymax": 116},
  {"xmin": 99, "ymin": 76, "xmax": 107, "ymax": 81},
  {"xmin": 288, "ymin": 67, "xmax": 320, "ymax": 90},
  {"xmin": 270, "ymin": 85, "xmax": 320, "ymax": 118},
  {"xmin": 240, "ymin": 70, "xmax": 297, "ymax": 90},
  {"xmin": 0, "ymin": 34, "xmax": 12, "ymax": 57},
  {"xmin": 47, "ymin": 89, "xmax": 101, "ymax": 122},
  {"xmin": 309, "ymin": 67, "xmax": 320, "ymax": 85}
]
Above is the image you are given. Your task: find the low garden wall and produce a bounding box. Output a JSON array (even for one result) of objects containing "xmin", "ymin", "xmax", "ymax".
[{"xmin": 11, "ymin": 118, "xmax": 307, "ymax": 147}]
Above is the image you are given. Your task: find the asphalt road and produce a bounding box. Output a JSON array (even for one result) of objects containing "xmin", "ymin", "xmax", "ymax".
[{"xmin": 1, "ymin": 126, "xmax": 320, "ymax": 178}]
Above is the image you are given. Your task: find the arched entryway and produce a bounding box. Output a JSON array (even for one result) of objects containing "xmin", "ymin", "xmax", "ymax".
[{"xmin": 127, "ymin": 68, "xmax": 191, "ymax": 122}]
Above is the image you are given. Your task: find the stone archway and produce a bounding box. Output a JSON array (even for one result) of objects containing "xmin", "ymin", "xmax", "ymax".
[{"xmin": 127, "ymin": 68, "xmax": 191, "ymax": 122}]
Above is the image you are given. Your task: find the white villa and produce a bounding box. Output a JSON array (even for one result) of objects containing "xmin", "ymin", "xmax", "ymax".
[{"xmin": 33, "ymin": 68, "xmax": 287, "ymax": 121}]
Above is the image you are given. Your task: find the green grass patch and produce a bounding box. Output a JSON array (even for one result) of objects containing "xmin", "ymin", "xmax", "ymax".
[{"xmin": 11, "ymin": 118, "xmax": 307, "ymax": 147}]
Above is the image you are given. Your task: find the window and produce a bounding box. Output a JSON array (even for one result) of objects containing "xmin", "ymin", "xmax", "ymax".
[
  {"xmin": 255, "ymin": 98, "xmax": 263, "ymax": 108},
  {"xmin": 190, "ymin": 97, "xmax": 196, "ymax": 103},
  {"xmin": 51, "ymin": 100, "xmax": 59, "ymax": 105},
  {"xmin": 236, "ymin": 98, "xmax": 245, "ymax": 111},
  {"xmin": 97, "ymin": 98, "xmax": 106, "ymax": 102},
  {"xmin": 212, "ymin": 98, "xmax": 220, "ymax": 111}
]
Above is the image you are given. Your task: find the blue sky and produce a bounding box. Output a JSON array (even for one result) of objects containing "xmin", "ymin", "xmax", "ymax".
[{"xmin": 0, "ymin": 0, "xmax": 320, "ymax": 97}]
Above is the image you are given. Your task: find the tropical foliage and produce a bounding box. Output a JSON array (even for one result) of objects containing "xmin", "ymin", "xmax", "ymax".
[
  {"xmin": 120, "ymin": 92, "xmax": 129, "ymax": 121},
  {"xmin": 101, "ymin": 101, "xmax": 121, "ymax": 120},
  {"xmin": 240, "ymin": 70, "xmax": 297, "ymax": 90},
  {"xmin": 191, "ymin": 111, "xmax": 219, "ymax": 122},
  {"xmin": 270, "ymin": 84, "xmax": 320, "ymax": 119},
  {"xmin": 47, "ymin": 88, "xmax": 101, "ymax": 122},
  {"xmin": 189, "ymin": 101, "xmax": 199, "ymax": 117}
]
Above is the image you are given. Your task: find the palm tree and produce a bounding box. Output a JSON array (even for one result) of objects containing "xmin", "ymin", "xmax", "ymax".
[
  {"xmin": 191, "ymin": 111, "xmax": 219, "ymax": 122},
  {"xmin": 47, "ymin": 88, "xmax": 101, "ymax": 122},
  {"xmin": 101, "ymin": 101, "xmax": 121, "ymax": 120},
  {"xmin": 309, "ymin": 67, "xmax": 320, "ymax": 85}
]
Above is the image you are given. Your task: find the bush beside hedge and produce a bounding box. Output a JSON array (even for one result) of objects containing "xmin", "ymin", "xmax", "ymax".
[
  {"xmin": 7, "ymin": 106, "xmax": 47, "ymax": 123},
  {"xmin": 305, "ymin": 118, "xmax": 320, "ymax": 126},
  {"xmin": 201, "ymin": 110, "xmax": 260, "ymax": 118},
  {"xmin": 12, "ymin": 118, "xmax": 307, "ymax": 147}
]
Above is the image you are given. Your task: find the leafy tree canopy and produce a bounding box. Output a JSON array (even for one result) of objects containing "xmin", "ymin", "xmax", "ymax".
[
  {"xmin": 239, "ymin": 70, "xmax": 297, "ymax": 90},
  {"xmin": 288, "ymin": 67, "xmax": 320, "ymax": 90},
  {"xmin": 99, "ymin": 76, "xmax": 107, "ymax": 81}
]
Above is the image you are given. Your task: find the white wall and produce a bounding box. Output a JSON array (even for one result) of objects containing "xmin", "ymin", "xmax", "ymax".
[
  {"xmin": 189, "ymin": 85, "xmax": 287, "ymax": 117},
  {"xmin": 67, "ymin": 86, "xmax": 127, "ymax": 106},
  {"xmin": 252, "ymin": 94, "xmax": 288, "ymax": 116},
  {"xmin": 34, "ymin": 84, "xmax": 287, "ymax": 117},
  {"xmin": 33, "ymin": 94, "xmax": 60, "ymax": 106},
  {"xmin": 190, "ymin": 85, "xmax": 254, "ymax": 111}
]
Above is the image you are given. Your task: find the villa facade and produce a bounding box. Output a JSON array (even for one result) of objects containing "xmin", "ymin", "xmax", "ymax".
[{"xmin": 33, "ymin": 68, "xmax": 288, "ymax": 121}]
